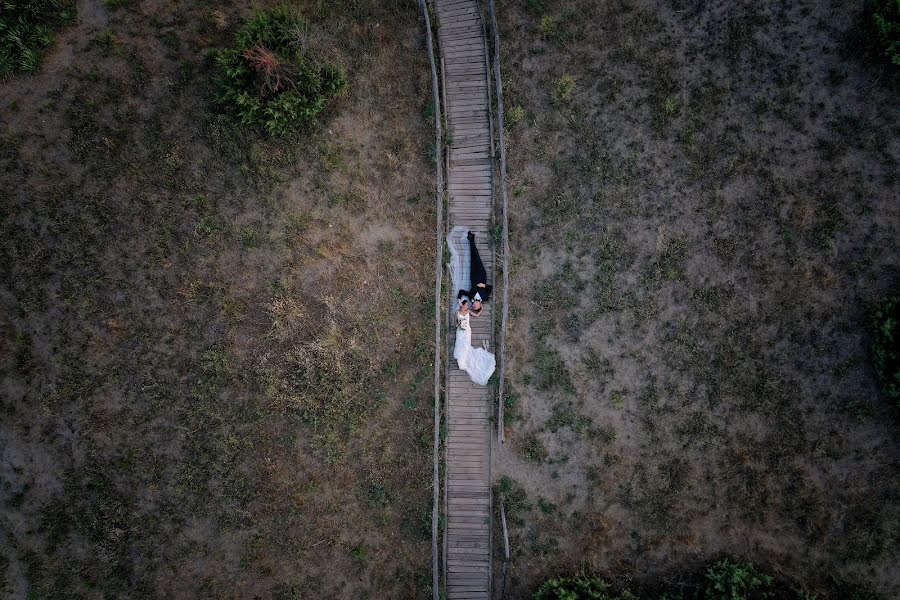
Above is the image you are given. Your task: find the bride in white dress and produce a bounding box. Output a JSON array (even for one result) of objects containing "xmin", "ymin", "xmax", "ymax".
[
  {"xmin": 447, "ymin": 226, "xmax": 496, "ymax": 386},
  {"xmin": 453, "ymin": 301, "xmax": 496, "ymax": 386}
]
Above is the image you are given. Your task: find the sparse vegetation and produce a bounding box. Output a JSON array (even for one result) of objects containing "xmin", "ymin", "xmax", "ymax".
[
  {"xmin": 0, "ymin": 1, "xmax": 434, "ymax": 597},
  {"xmin": 533, "ymin": 559, "xmax": 792, "ymax": 599},
  {"xmin": 1, "ymin": 0, "xmax": 898, "ymax": 598},
  {"xmin": 495, "ymin": 0, "xmax": 899, "ymax": 596}
]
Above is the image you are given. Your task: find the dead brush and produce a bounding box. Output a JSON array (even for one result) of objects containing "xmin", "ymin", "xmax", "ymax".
[
  {"xmin": 242, "ymin": 46, "xmax": 295, "ymax": 97},
  {"xmin": 288, "ymin": 22, "xmax": 333, "ymax": 64},
  {"xmin": 282, "ymin": 319, "xmax": 374, "ymax": 418}
]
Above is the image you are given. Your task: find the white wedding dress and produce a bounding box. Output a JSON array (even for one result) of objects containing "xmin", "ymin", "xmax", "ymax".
[{"xmin": 453, "ymin": 311, "xmax": 496, "ymax": 386}]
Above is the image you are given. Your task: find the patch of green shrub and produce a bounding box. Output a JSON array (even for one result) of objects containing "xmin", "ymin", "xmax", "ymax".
[
  {"xmin": 496, "ymin": 476, "xmax": 529, "ymax": 526},
  {"xmin": 0, "ymin": 0, "xmax": 75, "ymax": 77},
  {"xmin": 496, "ymin": 384, "xmax": 520, "ymax": 426},
  {"xmin": 215, "ymin": 7, "xmax": 347, "ymax": 135},
  {"xmin": 863, "ymin": 0, "xmax": 900, "ymax": 67},
  {"xmin": 869, "ymin": 296, "xmax": 899, "ymax": 403},
  {"xmin": 534, "ymin": 561, "xmax": 835, "ymax": 600},
  {"xmin": 553, "ymin": 74, "xmax": 576, "ymax": 102},
  {"xmin": 534, "ymin": 574, "xmax": 628, "ymax": 600},
  {"xmin": 704, "ymin": 558, "xmax": 773, "ymax": 600},
  {"xmin": 534, "ymin": 342, "xmax": 574, "ymax": 392},
  {"xmin": 519, "ymin": 432, "xmax": 549, "ymax": 464},
  {"xmin": 508, "ymin": 104, "xmax": 526, "ymax": 125}
]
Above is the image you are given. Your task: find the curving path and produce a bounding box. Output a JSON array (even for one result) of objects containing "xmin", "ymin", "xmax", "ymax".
[{"xmin": 435, "ymin": 0, "xmax": 494, "ymax": 598}]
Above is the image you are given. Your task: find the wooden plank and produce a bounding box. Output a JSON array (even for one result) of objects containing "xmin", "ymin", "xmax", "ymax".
[
  {"xmin": 447, "ymin": 97, "xmax": 488, "ymax": 107},
  {"xmin": 447, "ymin": 163, "xmax": 492, "ymax": 171},
  {"xmin": 447, "ymin": 557, "xmax": 490, "ymax": 565},
  {"xmin": 437, "ymin": 0, "xmax": 478, "ymax": 12},
  {"xmin": 445, "ymin": 66, "xmax": 487, "ymax": 76},
  {"xmin": 447, "ymin": 460, "xmax": 488, "ymax": 468},
  {"xmin": 450, "ymin": 142, "xmax": 490, "ymax": 151},
  {"xmin": 442, "ymin": 45, "xmax": 485, "ymax": 57},
  {"xmin": 447, "ymin": 481, "xmax": 490, "ymax": 488},
  {"xmin": 440, "ymin": 18, "xmax": 482, "ymax": 31},
  {"xmin": 445, "ymin": 554, "xmax": 489, "ymax": 561},
  {"xmin": 437, "ymin": 3, "xmax": 478, "ymax": 14},
  {"xmin": 448, "ymin": 145, "xmax": 490, "ymax": 153},
  {"xmin": 448, "ymin": 545, "xmax": 490, "ymax": 553},
  {"xmin": 441, "ymin": 37, "xmax": 483, "ymax": 49},
  {"xmin": 448, "ymin": 581, "xmax": 489, "ymax": 590}
]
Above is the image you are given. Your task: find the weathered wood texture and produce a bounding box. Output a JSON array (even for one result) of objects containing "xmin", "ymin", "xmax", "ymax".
[
  {"xmin": 436, "ymin": 0, "xmax": 494, "ymax": 598},
  {"xmin": 418, "ymin": 1, "xmax": 445, "ymax": 599}
]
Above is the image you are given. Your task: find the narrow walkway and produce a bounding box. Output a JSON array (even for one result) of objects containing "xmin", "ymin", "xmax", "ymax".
[{"xmin": 436, "ymin": 0, "xmax": 494, "ymax": 598}]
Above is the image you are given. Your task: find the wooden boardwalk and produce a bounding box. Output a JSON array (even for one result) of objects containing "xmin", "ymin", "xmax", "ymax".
[{"xmin": 436, "ymin": 0, "xmax": 494, "ymax": 598}]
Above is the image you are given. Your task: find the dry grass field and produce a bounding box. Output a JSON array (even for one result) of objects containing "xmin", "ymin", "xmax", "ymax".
[
  {"xmin": 1, "ymin": 1, "xmax": 438, "ymax": 597},
  {"xmin": 492, "ymin": 0, "xmax": 898, "ymax": 598},
  {"xmin": 2, "ymin": 0, "xmax": 898, "ymax": 599}
]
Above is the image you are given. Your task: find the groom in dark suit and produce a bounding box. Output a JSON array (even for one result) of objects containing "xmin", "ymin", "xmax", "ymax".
[{"xmin": 461, "ymin": 231, "xmax": 492, "ymax": 317}]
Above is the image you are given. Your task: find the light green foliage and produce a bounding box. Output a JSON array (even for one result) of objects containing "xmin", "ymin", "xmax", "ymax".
[
  {"xmin": 539, "ymin": 15, "xmax": 557, "ymax": 40},
  {"xmin": 215, "ymin": 7, "xmax": 347, "ymax": 135},
  {"xmin": 508, "ymin": 104, "xmax": 526, "ymax": 125},
  {"xmin": 0, "ymin": 0, "xmax": 75, "ymax": 77},
  {"xmin": 554, "ymin": 74, "xmax": 576, "ymax": 101}
]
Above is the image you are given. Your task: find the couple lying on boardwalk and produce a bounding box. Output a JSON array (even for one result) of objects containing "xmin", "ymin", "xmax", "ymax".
[{"xmin": 449, "ymin": 229, "xmax": 496, "ymax": 386}]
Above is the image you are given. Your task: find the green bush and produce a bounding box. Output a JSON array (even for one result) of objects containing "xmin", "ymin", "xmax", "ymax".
[
  {"xmin": 862, "ymin": 0, "xmax": 900, "ymax": 67},
  {"xmin": 534, "ymin": 574, "xmax": 623, "ymax": 600},
  {"xmin": 215, "ymin": 7, "xmax": 347, "ymax": 135},
  {"xmin": 0, "ymin": 0, "xmax": 75, "ymax": 77},
  {"xmin": 869, "ymin": 296, "xmax": 899, "ymax": 403},
  {"xmin": 519, "ymin": 432, "xmax": 549, "ymax": 464},
  {"xmin": 704, "ymin": 558, "xmax": 773, "ymax": 600},
  {"xmin": 553, "ymin": 74, "xmax": 576, "ymax": 102}
]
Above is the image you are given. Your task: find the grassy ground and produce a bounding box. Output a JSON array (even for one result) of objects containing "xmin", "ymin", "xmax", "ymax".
[
  {"xmin": 493, "ymin": 0, "xmax": 899, "ymax": 598},
  {"xmin": 0, "ymin": 1, "xmax": 437, "ymax": 597}
]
